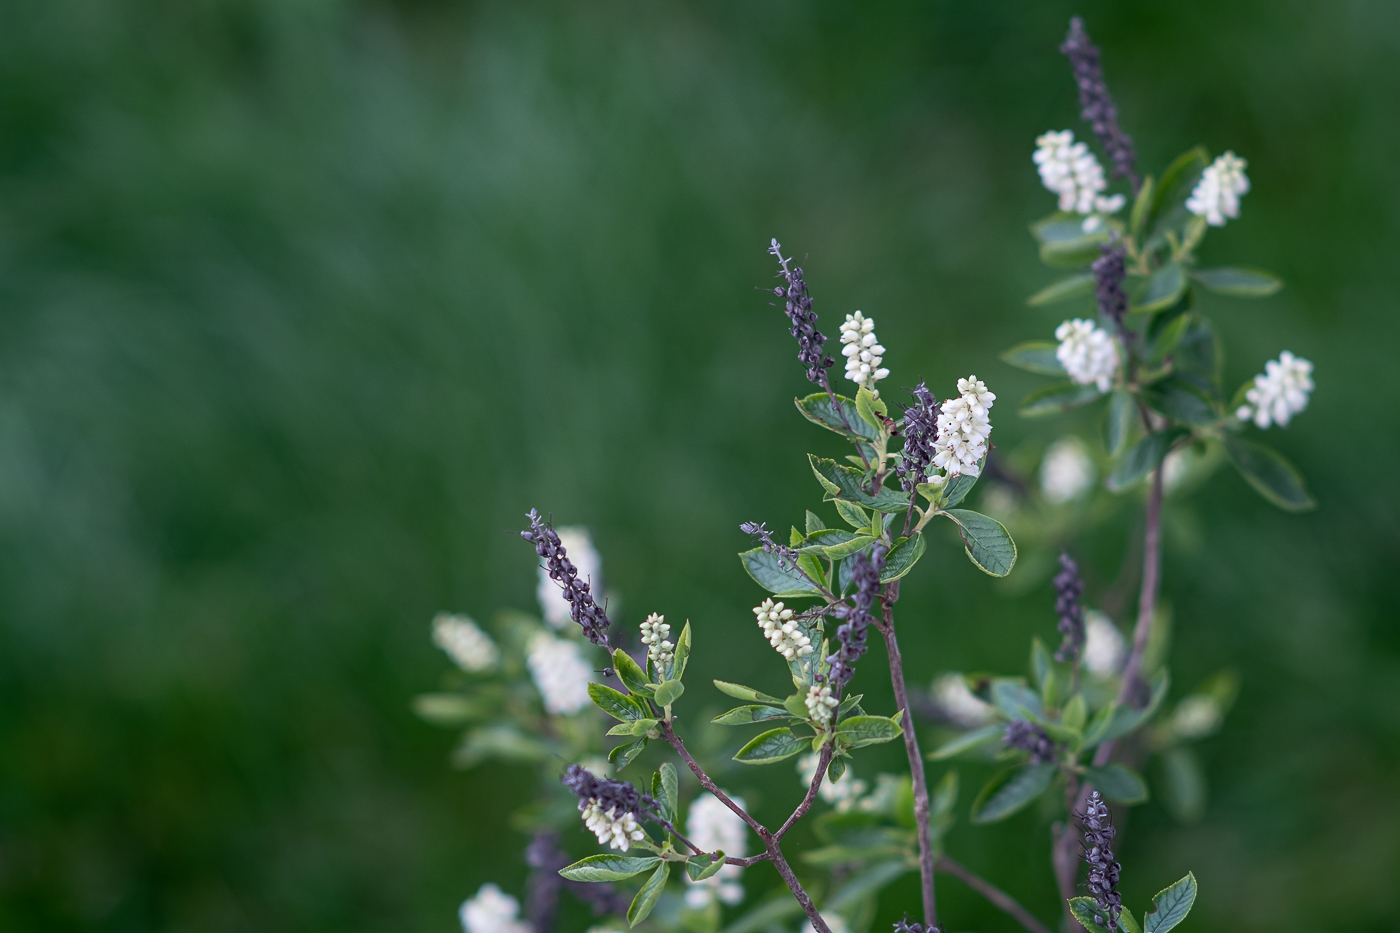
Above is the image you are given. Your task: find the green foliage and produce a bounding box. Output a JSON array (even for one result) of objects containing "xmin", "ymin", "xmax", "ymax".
[
  {"xmin": 1145, "ymin": 873, "xmax": 1198, "ymax": 933},
  {"xmin": 733, "ymin": 728, "xmax": 807, "ymax": 764},
  {"xmin": 560, "ymin": 855, "xmax": 662, "ymax": 882},
  {"xmin": 1082, "ymin": 764, "xmax": 1149, "ymax": 804},
  {"xmin": 1019, "ymin": 381, "xmax": 1104, "ymax": 417},
  {"xmin": 1224, "ymin": 436, "xmax": 1316, "ymax": 511},
  {"xmin": 1002, "ymin": 341, "xmax": 1068, "ymax": 374},
  {"xmin": 739, "ymin": 547, "xmax": 826, "ymax": 598},
  {"xmin": 1027, "ymin": 275, "xmax": 1095, "ymax": 307},
  {"xmin": 1191, "ymin": 266, "xmax": 1282, "ymax": 297},
  {"xmin": 942, "ymin": 509, "xmax": 1017, "ymax": 576},
  {"xmin": 834, "ymin": 715, "xmax": 904, "ymax": 748},
  {"xmin": 628, "ymin": 862, "xmax": 670, "ymax": 927},
  {"xmin": 970, "ymin": 763, "xmax": 1056, "ymax": 823}
]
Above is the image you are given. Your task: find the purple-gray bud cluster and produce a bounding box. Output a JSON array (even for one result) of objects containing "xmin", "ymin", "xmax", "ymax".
[
  {"xmin": 827, "ymin": 545, "xmax": 887, "ymax": 688},
  {"xmin": 1061, "ymin": 17, "xmax": 1138, "ymax": 192},
  {"xmin": 898, "ymin": 382, "xmax": 939, "ymax": 495},
  {"xmin": 521, "ymin": 509, "xmax": 612, "ymax": 647},
  {"xmin": 1053, "ymin": 552, "xmax": 1087, "ymax": 664},
  {"xmin": 1003, "ymin": 720, "xmax": 1059, "ymax": 765},
  {"xmin": 1079, "ymin": 791, "xmax": 1123, "ymax": 931},
  {"xmin": 1092, "ymin": 243, "xmax": 1129, "ymax": 329},
  {"xmin": 769, "ymin": 239, "xmax": 834, "ymax": 385},
  {"xmin": 561, "ymin": 764, "xmax": 655, "ymax": 819},
  {"xmin": 740, "ymin": 520, "xmax": 801, "ymax": 573},
  {"xmin": 892, "ymin": 917, "xmax": 939, "ymax": 933}
]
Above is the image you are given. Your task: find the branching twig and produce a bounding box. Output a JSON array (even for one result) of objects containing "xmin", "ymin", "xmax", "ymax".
[
  {"xmin": 776, "ymin": 743, "xmax": 833, "ymax": 839},
  {"xmin": 937, "ymin": 855, "xmax": 1055, "ymax": 933}
]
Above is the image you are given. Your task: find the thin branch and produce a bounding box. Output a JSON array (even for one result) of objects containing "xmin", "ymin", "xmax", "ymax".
[
  {"xmin": 936, "ymin": 855, "xmax": 1055, "ymax": 933},
  {"xmin": 820, "ymin": 370, "xmax": 872, "ymax": 470},
  {"xmin": 776, "ymin": 742, "xmax": 833, "ymax": 839},
  {"xmin": 658, "ymin": 722, "xmax": 768, "ymax": 837},
  {"xmin": 723, "ymin": 853, "xmax": 772, "ymax": 868}
]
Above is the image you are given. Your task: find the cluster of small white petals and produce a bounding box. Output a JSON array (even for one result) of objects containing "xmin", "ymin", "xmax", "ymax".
[
  {"xmin": 432, "ymin": 613, "xmax": 499, "ymax": 673},
  {"xmin": 639, "ymin": 613, "xmax": 674, "ymax": 668},
  {"xmin": 753, "ymin": 599, "xmax": 814, "ymax": 660},
  {"xmin": 537, "ymin": 527, "xmax": 602, "ymax": 629},
  {"xmin": 580, "ymin": 798, "xmax": 647, "ymax": 852},
  {"xmin": 1055, "ymin": 319, "xmax": 1119, "ymax": 392},
  {"xmin": 1033, "ymin": 130, "xmax": 1126, "ymax": 218},
  {"xmin": 1236, "ymin": 351, "xmax": 1314, "ymax": 429},
  {"xmin": 805, "ymin": 683, "xmax": 838, "ymax": 728},
  {"xmin": 1083, "ymin": 611, "xmax": 1127, "ymax": 677},
  {"xmin": 683, "ymin": 793, "xmax": 748, "ymax": 908},
  {"xmin": 801, "ymin": 914, "xmax": 852, "ymax": 933},
  {"xmin": 526, "ymin": 632, "xmax": 593, "ymax": 715},
  {"xmin": 1186, "ymin": 151, "xmax": 1250, "ymax": 227},
  {"xmin": 839, "ymin": 311, "xmax": 890, "ymax": 397},
  {"xmin": 797, "ymin": 753, "xmax": 868, "ymax": 809},
  {"xmin": 930, "ymin": 673, "xmax": 995, "ymax": 728},
  {"xmin": 1171, "ymin": 695, "xmax": 1224, "ymax": 739},
  {"xmin": 1040, "ymin": 437, "xmax": 1097, "ymax": 504},
  {"xmin": 929, "ymin": 376, "xmax": 995, "ymax": 482},
  {"xmin": 459, "ymin": 884, "xmax": 532, "ymax": 933}
]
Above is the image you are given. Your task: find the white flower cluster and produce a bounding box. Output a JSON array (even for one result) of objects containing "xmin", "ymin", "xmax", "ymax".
[
  {"xmin": 1083, "ymin": 611, "xmax": 1127, "ymax": 677},
  {"xmin": 526, "ymin": 631, "xmax": 592, "ymax": 715},
  {"xmin": 839, "ymin": 311, "xmax": 890, "ymax": 397},
  {"xmin": 1055, "ymin": 319, "xmax": 1119, "ymax": 392},
  {"xmin": 797, "ymin": 753, "xmax": 868, "ymax": 809},
  {"xmin": 754, "ymin": 599, "xmax": 814, "ymax": 661},
  {"xmin": 537, "ymin": 526, "xmax": 602, "ymax": 629},
  {"xmin": 929, "ymin": 376, "xmax": 996, "ymax": 483},
  {"xmin": 1033, "ymin": 130, "xmax": 1126, "ymax": 220},
  {"xmin": 1236, "ymin": 350, "xmax": 1314, "ymax": 428},
  {"xmin": 1186, "ymin": 151, "xmax": 1250, "ymax": 227},
  {"xmin": 459, "ymin": 884, "xmax": 531, "ymax": 933},
  {"xmin": 432, "ymin": 613, "xmax": 499, "ymax": 673},
  {"xmin": 639, "ymin": 613, "xmax": 674, "ymax": 668},
  {"xmin": 580, "ymin": 798, "xmax": 647, "ymax": 852},
  {"xmin": 683, "ymin": 793, "xmax": 748, "ymax": 908},
  {"xmin": 1040, "ymin": 437, "xmax": 1097, "ymax": 504},
  {"xmin": 930, "ymin": 673, "xmax": 995, "ymax": 728},
  {"xmin": 805, "ymin": 683, "xmax": 838, "ymax": 728}
]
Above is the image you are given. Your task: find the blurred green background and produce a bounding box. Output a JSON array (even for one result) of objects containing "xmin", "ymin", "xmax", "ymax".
[{"xmin": 1, "ymin": 1, "xmax": 1397, "ymax": 930}]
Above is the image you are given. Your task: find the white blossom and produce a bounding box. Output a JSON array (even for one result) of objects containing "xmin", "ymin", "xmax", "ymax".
[
  {"xmin": 930, "ymin": 673, "xmax": 995, "ymax": 728},
  {"xmin": 930, "ymin": 376, "xmax": 996, "ymax": 481},
  {"xmin": 527, "ymin": 632, "xmax": 593, "ymax": 715},
  {"xmin": 801, "ymin": 914, "xmax": 851, "ymax": 933},
  {"xmin": 1040, "ymin": 437, "xmax": 1097, "ymax": 504},
  {"xmin": 1186, "ymin": 151, "xmax": 1250, "ymax": 227},
  {"xmin": 460, "ymin": 884, "xmax": 532, "ymax": 933},
  {"xmin": 839, "ymin": 311, "xmax": 890, "ymax": 397},
  {"xmin": 753, "ymin": 599, "xmax": 814, "ymax": 661},
  {"xmin": 1171, "ymin": 695, "xmax": 1223, "ymax": 739},
  {"xmin": 580, "ymin": 798, "xmax": 647, "ymax": 852},
  {"xmin": 1083, "ymin": 611, "xmax": 1127, "ymax": 677},
  {"xmin": 805, "ymin": 683, "xmax": 838, "ymax": 728},
  {"xmin": 537, "ymin": 526, "xmax": 602, "ymax": 629},
  {"xmin": 1055, "ymin": 319, "xmax": 1119, "ymax": 392},
  {"xmin": 797, "ymin": 753, "xmax": 868, "ymax": 809},
  {"xmin": 683, "ymin": 793, "xmax": 748, "ymax": 908},
  {"xmin": 639, "ymin": 613, "xmax": 674, "ymax": 669},
  {"xmin": 432, "ymin": 613, "xmax": 499, "ymax": 673},
  {"xmin": 1235, "ymin": 350, "xmax": 1314, "ymax": 429},
  {"xmin": 1033, "ymin": 130, "xmax": 1126, "ymax": 221}
]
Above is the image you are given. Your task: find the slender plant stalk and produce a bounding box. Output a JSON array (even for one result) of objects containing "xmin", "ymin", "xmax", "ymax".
[{"xmin": 936, "ymin": 855, "xmax": 1054, "ymax": 933}]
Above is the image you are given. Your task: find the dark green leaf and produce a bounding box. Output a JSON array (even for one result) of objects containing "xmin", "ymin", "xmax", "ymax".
[
  {"xmin": 1191, "ymin": 266, "xmax": 1281, "ymax": 297},
  {"xmin": 970, "ymin": 763, "xmax": 1056, "ymax": 823},
  {"xmin": 1089, "ymin": 671, "xmax": 1171, "ymax": 747},
  {"xmin": 805, "ymin": 510, "xmax": 827, "ymax": 534},
  {"xmin": 835, "ymin": 715, "xmax": 903, "ymax": 748},
  {"xmin": 943, "ymin": 509, "xmax": 1017, "ymax": 577},
  {"xmin": 1142, "ymin": 378, "xmax": 1218, "ymax": 426},
  {"xmin": 1030, "ymin": 637, "xmax": 1052, "ymax": 690},
  {"xmin": 1145, "ymin": 873, "xmax": 1198, "ymax": 933},
  {"xmin": 1159, "ymin": 746, "xmax": 1207, "ymax": 823},
  {"xmin": 713, "ymin": 681, "xmax": 785, "ymax": 705},
  {"xmin": 880, "ymin": 533, "xmax": 926, "ymax": 583},
  {"xmin": 1131, "ymin": 263, "xmax": 1187, "ymax": 314},
  {"xmin": 559, "ymin": 854, "xmax": 661, "ymax": 883},
  {"xmin": 1129, "ymin": 173, "xmax": 1155, "ymax": 238},
  {"xmin": 991, "ymin": 679, "xmax": 1043, "ymax": 721},
  {"xmin": 1173, "ymin": 318, "xmax": 1219, "ymax": 383},
  {"xmin": 795, "ymin": 393, "xmax": 880, "ymax": 442},
  {"xmin": 941, "ymin": 466, "xmax": 981, "ymax": 508},
  {"xmin": 1145, "ymin": 147, "xmax": 1209, "ymax": 248},
  {"xmin": 809, "ymin": 454, "xmax": 911, "ymax": 513},
  {"xmin": 627, "ymin": 862, "xmax": 669, "ymax": 927},
  {"xmin": 1083, "ymin": 764, "xmax": 1148, "ymax": 803},
  {"xmin": 613, "ymin": 649, "xmax": 652, "ymax": 696},
  {"xmin": 589, "ymin": 683, "xmax": 651, "ymax": 722},
  {"xmin": 653, "ymin": 679, "xmax": 684, "ymax": 707},
  {"xmin": 712, "ymin": 705, "xmax": 790, "ymax": 725},
  {"xmin": 1068, "ymin": 897, "xmax": 1114, "ymax": 933},
  {"xmin": 739, "ymin": 547, "xmax": 823, "ymax": 598},
  {"xmin": 1027, "ymin": 275, "xmax": 1095, "ymax": 307},
  {"xmin": 1106, "ymin": 428, "xmax": 1190, "ymax": 491},
  {"xmin": 608, "ymin": 737, "xmax": 648, "ymax": 771},
  {"xmin": 1103, "ymin": 388, "xmax": 1136, "ymax": 457},
  {"xmin": 1019, "ymin": 381, "xmax": 1104, "ymax": 417},
  {"xmin": 1001, "ymin": 341, "xmax": 1067, "ymax": 374},
  {"xmin": 1033, "ymin": 214, "xmax": 1111, "ymax": 267},
  {"xmin": 685, "ymin": 853, "xmax": 729, "ymax": 882},
  {"xmin": 1223, "ymin": 436, "xmax": 1316, "ymax": 511},
  {"xmin": 734, "ymin": 727, "xmax": 806, "ymax": 764},
  {"xmin": 1148, "ymin": 311, "xmax": 1193, "ymax": 365},
  {"xmin": 927, "ymin": 724, "xmax": 1003, "ymax": 761}
]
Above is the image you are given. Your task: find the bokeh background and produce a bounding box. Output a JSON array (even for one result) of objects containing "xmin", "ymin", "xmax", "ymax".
[{"xmin": 1, "ymin": 1, "xmax": 1397, "ymax": 931}]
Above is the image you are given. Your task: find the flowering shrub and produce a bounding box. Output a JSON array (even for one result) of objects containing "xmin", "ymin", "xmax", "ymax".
[{"xmin": 420, "ymin": 16, "xmax": 1313, "ymax": 933}]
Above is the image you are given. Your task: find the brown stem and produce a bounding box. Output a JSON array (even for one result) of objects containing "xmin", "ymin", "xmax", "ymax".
[
  {"xmin": 1052, "ymin": 774, "xmax": 1082, "ymax": 932},
  {"xmin": 777, "ymin": 743, "xmax": 833, "ymax": 839},
  {"xmin": 936, "ymin": 855, "xmax": 1055, "ymax": 933},
  {"xmin": 878, "ymin": 585, "xmax": 938, "ymax": 929}
]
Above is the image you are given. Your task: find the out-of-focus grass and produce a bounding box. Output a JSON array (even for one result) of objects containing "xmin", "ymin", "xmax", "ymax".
[{"xmin": 0, "ymin": 1, "xmax": 1396, "ymax": 930}]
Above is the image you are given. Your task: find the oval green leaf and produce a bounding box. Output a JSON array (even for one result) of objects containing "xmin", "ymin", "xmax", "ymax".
[
  {"xmin": 880, "ymin": 533, "xmax": 926, "ymax": 583},
  {"xmin": 739, "ymin": 547, "xmax": 824, "ymax": 598},
  {"xmin": 834, "ymin": 715, "xmax": 903, "ymax": 748},
  {"xmin": 1019, "ymin": 381, "xmax": 1104, "ymax": 418},
  {"xmin": 712, "ymin": 705, "xmax": 790, "ymax": 725},
  {"xmin": 559, "ymin": 854, "xmax": 661, "ymax": 882},
  {"xmin": 970, "ymin": 763, "xmax": 1056, "ymax": 823},
  {"xmin": 1068, "ymin": 896, "xmax": 1115, "ymax": 933},
  {"xmin": 1223, "ymin": 436, "xmax": 1315, "ymax": 511},
  {"xmin": 1106, "ymin": 428, "xmax": 1190, "ymax": 491},
  {"xmin": 734, "ymin": 727, "xmax": 807, "ymax": 765},
  {"xmin": 1082, "ymin": 763, "xmax": 1149, "ymax": 803},
  {"xmin": 926, "ymin": 724, "xmax": 1003, "ymax": 761},
  {"xmin": 943, "ymin": 509, "xmax": 1017, "ymax": 577},
  {"xmin": 1027, "ymin": 274, "xmax": 1095, "ymax": 307},
  {"xmin": 1131, "ymin": 262, "xmax": 1188, "ymax": 314},
  {"xmin": 795, "ymin": 392, "xmax": 880, "ymax": 442},
  {"xmin": 1191, "ymin": 266, "xmax": 1281, "ymax": 297},
  {"xmin": 589, "ymin": 682, "xmax": 651, "ymax": 722},
  {"xmin": 1145, "ymin": 872, "xmax": 1198, "ymax": 933},
  {"xmin": 713, "ymin": 680, "xmax": 785, "ymax": 705},
  {"xmin": 1001, "ymin": 341, "xmax": 1067, "ymax": 374},
  {"xmin": 627, "ymin": 861, "xmax": 669, "ymax": 927}
]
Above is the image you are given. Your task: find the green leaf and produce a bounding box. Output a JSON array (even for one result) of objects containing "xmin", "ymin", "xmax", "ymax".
[
  {"xmin": 653, "ymin": 679, "xmax": 685, "ymax": 707},
  {"xmin": 970, "ymin": 763, "xmax": 1056, "ymax": 823},
  {"xmin": 1062, "ymin": 694, "xmax": 1087, "ymax": 734},
  {"xmin": 1068, "ymin": 897, "xmax": 1114, "ymax": 933},
  {"xmin": 614, "ymin": 649, "xmax": 652, "ymax": 695},
  {"xmin": 1174, "ymin": 318, "xmax": 1220, "ymax": 383},
  {"xmin": 782, "ymin": 692, "xmax": 808, "ymax": 719},
  {"xmin": 930, "ymin": 769, "xmax": 959, "ymax": 819},
  {"xmin": 590, "ymin": 683, "xmax": 651, "ymax": 722},
  {"xmin": 1148, "ymin": 311, "xmax": 1193, "ymax": 365},
  {"xmin": 927, "ymin": 724, "xmax": 1003, "ymax": 760},
  {"xmin": 734, "ymin": 727, "xmax": 807, "ymax": 764},
  {"xmin": 670, "ymin": 621, "xmax": 692, "ymax": 682},
  {"xmin": 718, "ymin": 897, "xmax": 804, "ymax": 933},
  {"xmin": 1083, "ymin": 764, "xmax": 1149, "ymax": 803},
  {"xmin": 1120, "ymin": 906, "xmax": 1143, "ymax": 933},
  {"xmin": 1142, "ymin": 378, "xmax": 1218, "ymax": 426},
  {"xmin": 855, "ymin": 386, "xmax": 887, "ymax": 432},
  {"xmin": 835, "ymin": 715, "xmax": 903, "ymax": 748},
  {"xmin": 1019, "ymin": 381, "xmax": 1104, "ymax": 417},
  {"xmin": 685, "ymin": 852, "xmax": 729, "ymax": 882},
  {"xmin": 1129, "ymin": 173, "xmax": 1155, "ymax": 239},
  {"xmin": 608, "ymin": 737, "xmax": 648, "ymax": 771},
  {"xmin": 992, "ymin": 679, "xmax": 1044, "ymax": 721},
  {"xmin": 1030, "ymin": 637, "xmax": 1052, "ymax": 691},
  {"xmin": 805, "ymin": 510, "xmax": 827, "ymax": 534},
  {"xmin": 1090, "ymin": 671, "xmax": 1171, "ymax": 747},
  {"xmin": 1160, "ymin": 746, "xmax": 1207, "ymax": 823},
  {"xmin": 739, "ymin": 547, "xmax": 823, "ymax": 598},
  {"xmin": 1223, "ymin": 436, "xmax": 1316, "ymax": 511},
  {"xmin": 941, "ymin": 466, "xmax": 980, "ymax": 508},
  {"xmin": 821, "ymin": 534, "xmax": 877, "ymax": 560},
  {"xmin": 880, "ymin": 533, "xmax": 926, "ymax": 583},
  {"xmin": 943, "ymin": 509, "xmax": 1017, "ymax": 577},
  {"xmin": 627, "ymin": 861, "xmax": 669, "ymax": 927},
  {"xmin": 559, "ymin": 854, "xmax": 661, "ymax": 883},
  {"xmin": 1106, "ymin": 428, "xmax": 1189, "ymax": 491},
  {"xmin": 1131, "ymin": 262, "xmax": 1187, "ymax": 314},
  {"xmin": 809, "ymin": 454, "xmax": 911, "ymax": 513},
  {"xmin": 834, "ymin": 499, "xmax": 871, "ymax": 530},
  {"xmin": 1001, "ymin": 341, "xmax": 1067, "ymax": 374},
  {"xmin": 712, "ymin": 705, "xmax": 790, "ymax": 725},
  {"xmin": 453, "ymin": 726, "xmax": 552, "ymax": 767},
  {"xmin": 1146, "ymin": 147, "xmax": 1209, "ymax": 247},
  {"xmin": 1192, "ymin": 266, "xmax": 1281, "ymax": 297},
  {"xmin": 412, "ymin": 693, "xmax": 491, "ymax": 726},
  {"xmin": 1032, "ymin": 213, "xmax": 1111, "ymax": 267},
  {"xmin": 1103, "ymin": 388, "xmax": 1136, "ymax": 457},
  {"xmin": 795, "ymin": 393, "xmax": 880, "ymax": 442},
  {"xmin": 713, "ymin": 681, "xmax": 785, "ymax": 705},
  {"xmin": 607, "ymin": 718, "xmax": 658, "ymax": 736},
  {"xmin": 659, "ymin": 762, "xmax": 679, "ymax": 823},
  {"xmin": 1027, "ymin": 274, "xmax": 1095, "ymax": 307},
  {"xmin": 826, "ymin": 859, "xmax": 912, "ymax": 909},
  {"xmin": 1145, "ymin": 873, "xmax": 1198, "ymax": 933}
]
